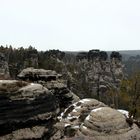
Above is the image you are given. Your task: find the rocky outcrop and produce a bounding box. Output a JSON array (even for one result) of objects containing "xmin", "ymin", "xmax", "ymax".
[
  {"xmin": 0, "ymin": 67, "xmax": 139, "ymax": 139},
  {"xmin": 0, "ymin": 81, "xmax": 140, "ymax": 140},
  {"xmin": 0, "ymin": 80, "xmax": 59, "ymax": 139},
  {"xmin": 0, "ymin": 52, "xmax": 10, "ymax": 79},
  {"xmin": 53, "ymin": 98, "xmax": 140, "ymax": 140},
  {"xmin": 18, "ymin": 68, "xmax": 79, "ymax": 109},
  {"xmin": 0, "ymin": 68, "xmax": 79, "ymax": 139},
  {"xmin": 58, "ymin": 99, "xmax": 106, "ymax": 127},
  {"xmin": 17, "ymin": 67, "xmax": 61, "ymax": 81},
  {"xmin": 78, "ymin": 107, "xmax": 140, "ymax": 139}
]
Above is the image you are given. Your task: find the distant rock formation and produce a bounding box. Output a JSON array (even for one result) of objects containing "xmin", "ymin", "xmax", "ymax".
[
  {"xmin": 70, "ymin": 50, "xmax": 124, "ymax": 105},
  {"xmin": 0, "ymin": 52, "xmax": 10, "ymax": 79}
]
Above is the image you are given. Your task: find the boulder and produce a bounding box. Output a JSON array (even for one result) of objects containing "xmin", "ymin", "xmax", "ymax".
[
  {"xmin": 78, "ymin": 107, "xmax": 140, "ymax": 139},
  {"xmin": 53, "ymin": 99, "xmax": 140, "ymax": 140},
  {"xmin": 80, "ymin": 107, "xmax": 129, "ymax": 136},
  {"xmin": 54, "ymin": 99, "xmax": 106, "ymax": 139}
]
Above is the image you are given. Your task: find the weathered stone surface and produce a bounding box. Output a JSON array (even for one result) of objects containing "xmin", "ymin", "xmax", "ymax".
[
  {"xmin": 64, "ymin": 136, "xmax": 94, "ymax": 140},
  {"xmin": 78, "ymin": 107, "xmax": 140, "ymax": 140},
  {"xmin": 18, "ymin": 68, "xmax": 79, "ymax": 109},
  {"xmin": 0, "ymin": 68, "xmax": 79, "ymax": 139},
  {"xmin": 80, "ymin": 107, "xmax": 129, "ymax": 136},
  {"xmin": 44, "ymin": 80, "xmax": 79, "ymax": 109},
  {"xmin": 0, "ymin": 80, "xmax": 59, "ymax": 139},
  {"xmin": 1, "ymin": 68, "xmax": 140, "ymax": 140},
  {"xmin": 53, "ymin": 99, "xmax": 140, "ymax": 140},
  {"xmin": 0, "ymin": 82, "xmax": 140, "ymax": 140},
  {"xmin": 0, "ymin": 126, "xmax": 47, "ymax": 140},
  {"xmin": 18, "ymin": 67, "xmax": 62, "ymax": 81},
  {"xmin": 59, "ymin": 98, "xmax": 106, "ymax": 124},
  {"xmin": 53, "ymin": 99, "xmax": 106, "ymax": 139}
]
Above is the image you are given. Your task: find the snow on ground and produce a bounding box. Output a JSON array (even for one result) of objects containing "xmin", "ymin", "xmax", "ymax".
[{"xmin": 117, "ymin": 109, "xmax": 129, "ymax": 118}]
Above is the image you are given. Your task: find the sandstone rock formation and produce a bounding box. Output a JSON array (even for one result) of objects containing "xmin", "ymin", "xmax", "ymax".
[
  {"xmin": 0, "ymin": 80, "xmax": 59, "ymax": 139},
  {"xmin": 78, "ymin": 107, "xmax": 140, "ymax": 140},
  {"xmin": 58, "ymin": 99, "xmax": 106, "ymax": 127},
  {"xmin": 0, "ymin": 68, "xmax": 79, "ymax": 139},
  {"xmin": 0, "ymin": 83, "xmax": 140, "ymax": 140},
  {"xmin": 18, "ymin": 68, "xmax": 79, "ymax": 109},
  {"xmin": 0, "ymin": 52, "xmax": 10, "ymax": 79},
  {"xmin": 0, "ymin": 68, "xmax": 139, "ymax": 140},
  {"xmin": 53, "ymin": 98, "xmax": 140, "ymax": 140},
  {"xmin": 18, "ymin": 67, "xmax": 61, "ymax": 81}
]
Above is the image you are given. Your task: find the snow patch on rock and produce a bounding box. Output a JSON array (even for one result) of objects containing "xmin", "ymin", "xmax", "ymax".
[
  {"xmin": 85, "ymin": 115, "xmax": 90, "ymax": 120},
  {"xmin": 83, "ymin": 126, "xmax": 88, "ymax": 129},
  {"xmin": 117, "ymin": 109, "xmax": 129, "ymax": 118},
  {"xmin": 65, "ymin": 124, "xmax": 71, "ymax": 127},
  {"xmin": 92, "ymin": 107, "xmax": 103, "ymax": 112},
  {"xmin": 80, "ymin": 99, "xmax": 91, "ymax": 103}
]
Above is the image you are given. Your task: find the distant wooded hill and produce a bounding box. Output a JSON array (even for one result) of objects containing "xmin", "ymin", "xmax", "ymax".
[
  {"xmin": 65, "ymin": 50, "xmax": 140, "ymax": 76},
  {"xmin": 65, "ymin": 50, "xmax": 140, "ymax": 61}
]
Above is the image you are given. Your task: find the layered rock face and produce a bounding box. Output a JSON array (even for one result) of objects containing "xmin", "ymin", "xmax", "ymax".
[
  {"xmin": 18, "ymin": 68, "xmax": 79, "ymax": 109},
  {"xmin": 54, "ymin": 98, "xmax": 140, "ymax": 140},
  {"xmin": 0, "ymin": 80, "xmax": 59, "ymax": 139},
  {"xmin": 79, "ymin": 107, "xmax": 140, "ymax": 139},
  {"xmin": 18, "ymin": 67, "xmax": 61, "ymax": 81},
  {"xmin": 0, "ymin": 68, "xmax": 79, "ymax": 139},
  {"xmin": 0, "ymin": 52, "xmax": 10, "ymax": 79}
]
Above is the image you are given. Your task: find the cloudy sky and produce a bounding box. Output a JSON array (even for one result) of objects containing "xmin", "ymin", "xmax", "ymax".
[{"xmin": 0, "ymin": 0, "xmax": 140, "ymax": 51}]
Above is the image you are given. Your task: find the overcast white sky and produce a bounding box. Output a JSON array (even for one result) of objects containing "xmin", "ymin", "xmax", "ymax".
[{"xmin": 0, "ymin": 0, "xmax": 140, "ymax": 51}]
